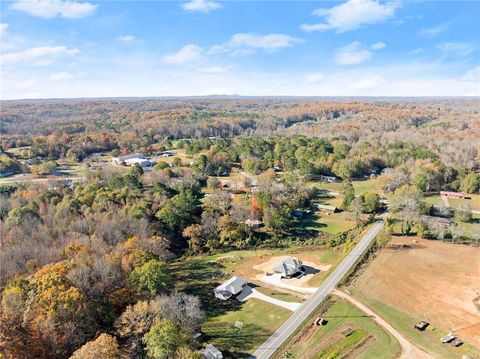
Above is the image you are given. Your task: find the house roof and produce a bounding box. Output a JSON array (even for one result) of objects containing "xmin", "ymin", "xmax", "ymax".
[
  {"xmin": 274, "ymin": 257, "xmax": 303, "ymax": 276},
  {"xmin": 214, "ymin": 276, "xmax": 246, "ymax": 295},
  {"xmin": 314, "ymin": 203, "xmax": 337, "ymax": 211}
]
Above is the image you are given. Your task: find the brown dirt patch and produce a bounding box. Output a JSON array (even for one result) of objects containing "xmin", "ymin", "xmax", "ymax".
[
  {"xmin": 352, "ymin": 236, "xmax": 480, "ymax": 347},
  {"xmin": 253, "ymin": 255, "xmax": 332, "ymax": 287}
]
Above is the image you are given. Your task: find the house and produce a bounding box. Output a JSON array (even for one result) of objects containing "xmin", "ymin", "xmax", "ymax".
[
  {"xmin": 312, "ymin": 203, "xmax": 337, "ymax": 214},
  {"xmin": 422, "ymin": 215, "xmax": 453, "ymax": 228},
  {"xmin": 274, "ymin": 257, "xmax": 304, "ymax": 278},
  {"xmin": 112, "ymin": 154, "xmax": 151, "ymax": 167},
  {"xmin": 319, "ymin": 175, "xmax": 337, "ymax": 183},
  {"xmin": 201, "ymin": 344, "xmax": 223, "ymax": 359},
  {"xmin": 245, "ymin": 219, "xmax": 262, "ymax": 228},
  {"xmin": 213, "ymin": 276, "xmax": 247, "ymax": 300},
  {"xmin": 440, "ymin": 191, "xmax": 467, "ymax": 199}
]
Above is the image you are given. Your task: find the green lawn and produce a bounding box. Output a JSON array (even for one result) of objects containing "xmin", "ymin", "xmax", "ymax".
[
  {"xmin": 279, "ymin": 298, "xmax": 401, "ymax": 359},
  {"xmin": 202, "ymin": 299, "xmax": 291, "ymax": 356},
  {"xmin": 423, "ymin": 194, "xmax": 444, "ymax": 206},
  {"xmin": 295, "ymin": 211, "xmax": 355, "ymax": 235},
  {"xmin": 449, "ymin": 194, "xmax": 480, "ymax": 211},
  {"xmin": 353, "ymin": 177, "xmax": 382, "ymax": 195},
  {"xmin": 350, "ymin": 290, "xmax": 480, "ymax": 359}
]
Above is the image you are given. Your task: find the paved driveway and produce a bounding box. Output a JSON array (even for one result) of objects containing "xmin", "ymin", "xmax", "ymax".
[{"xmin": 237, "ymin": 285, "xmax": 302, "ymax": 312}]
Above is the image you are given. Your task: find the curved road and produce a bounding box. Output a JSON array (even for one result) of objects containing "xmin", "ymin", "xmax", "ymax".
[
  {"xmin": 333, "ymin": 290, "xmax": 432, "ymax": 359},
  {"xmin": 250, "ymin": 220, "xmax": 385, "ymax": 359}
]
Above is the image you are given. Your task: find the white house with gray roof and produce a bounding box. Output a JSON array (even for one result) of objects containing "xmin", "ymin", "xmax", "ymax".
[
  {"xmin": 213, "ymin": 276, "xmax": 247, "ymax": 300},
  {"xmin": 274, "ymin": 257, "xmax": 304, "ymax": 278}
]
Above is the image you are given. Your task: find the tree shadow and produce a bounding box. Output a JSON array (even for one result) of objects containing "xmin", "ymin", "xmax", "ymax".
[
  {"xmin": 172, "ymin": 260, "xmax": 243, "ymax": 317},
  {"xmin": 202, "ymin": 322, "xmax": 271, "ymax": 358}
]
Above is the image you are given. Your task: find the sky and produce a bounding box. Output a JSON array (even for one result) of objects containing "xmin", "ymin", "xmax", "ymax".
[{"xmin": 0, "ymin": 0, "xmax": 479, "ymax": 99}]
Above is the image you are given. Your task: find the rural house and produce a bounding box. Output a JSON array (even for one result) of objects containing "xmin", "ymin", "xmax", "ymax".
[
  {"xmin": 312, "ymin": 203, "xmax": 337, "ymax": 214},
  {"xmin": 440, "ymin": 191, "xmax": 467, "ymax": 199},
  {"xmin": 422, "ymin": 215, "xmax": 453, "ymax": 228},
  {"xmin": 213, "ymin": 276, "xmax": 247, "ymax": 300},
  {"xmin": 274, "ymin": 257, "xmax": 304, "ymax": 278}
]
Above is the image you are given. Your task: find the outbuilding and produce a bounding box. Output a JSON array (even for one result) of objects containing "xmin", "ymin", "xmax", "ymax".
[
  {"xmin": 201, "ymin": 344, "xmax": 223, "ymax": 359},
  {"xmin": 312, "ymin": 203, "xmax": 337, "ymax": 214}
]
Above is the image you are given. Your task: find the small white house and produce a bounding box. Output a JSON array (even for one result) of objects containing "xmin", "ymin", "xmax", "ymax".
[
  {"xmin": 112, "ymin": 154, "xmax": 151, "ymax": 167},
  {"xmin": 213, "ymin": 276, "xmax": 247, "ymax": 300},
  {"xmin": 274, "ymin": 257, "xmax": 304, "ymax": 278},
  {"xmin": 201, "ymin": 344, "xmax": 223, "ymax": 359}
]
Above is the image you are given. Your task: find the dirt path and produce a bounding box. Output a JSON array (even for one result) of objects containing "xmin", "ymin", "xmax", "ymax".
[
  {"xmin": 333, "ymin": 290, "xmax": 433, "ymax": 359},
  {"xmin": 259, "ymin": 273, "xmax": 318, "ymax": 294}
]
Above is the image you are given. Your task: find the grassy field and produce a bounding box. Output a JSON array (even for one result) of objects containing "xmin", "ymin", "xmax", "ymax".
[
  {"xmin": 295, "ymin": 210, "xmax": 356, "ymax": 235},
  {"xmin": 449, "ymin": 194, "xmax": 480, "ymax": 211},
  {"xmin": 171, "ymin": 246, "xmax": 346, "ymax": 355},
  {"xmin": 349, "ymin": 236, "xmax": 480, "ymax": 357},
  {"xmin": 350, "ymin": 291, "xmax": 480, "ymax": 359},
  {"xmin": 202, "ymin": 298, "xmax": 292, "ymax": 356},
  {"xmin": 276, "ymin": 298, "xmax": 401, "ymax": 359},
  {"xmin": 353, "ymin": 177, "xmax": 382, "ymax": 195}
]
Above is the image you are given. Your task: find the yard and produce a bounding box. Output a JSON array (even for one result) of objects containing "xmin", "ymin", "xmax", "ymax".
[
  {"xmin": 274, "ymin": 298, "xmax": 401, "ymax": 359},
  {"xmin": 171, "ymin": 246, "xmax": 348, "ymax": 355},
  {"xmin": 449, "ymin": 194, "xmax": 480, "ymax": 211},
  {"xmin": 349, "ymin": 236, "xmax": 480, "ymax": 358}
]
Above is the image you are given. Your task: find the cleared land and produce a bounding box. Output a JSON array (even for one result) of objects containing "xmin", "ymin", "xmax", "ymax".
[
  {"xmin": 275, "ymin": 297, "xmax": 401, "ymax": 359},
  {"xmin": 349, "ymin": 236, "xmax": 480, "ymax": 358},
  {"xmin": 172, "ymin": 246, "xmax": 345, "ymax": 355}
]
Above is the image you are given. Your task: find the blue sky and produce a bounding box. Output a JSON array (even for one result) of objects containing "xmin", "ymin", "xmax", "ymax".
[{"xmin": 1, "ymin": 0, "xmax": 479, "ymax": 99}]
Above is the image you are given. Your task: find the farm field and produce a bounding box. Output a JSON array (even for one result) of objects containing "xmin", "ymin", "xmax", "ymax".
[
  {"xmin": 349, "ymin": 236, "xmax": 480, "ymax": 358},
  {"xmin": 274, "ymin": 298, "xmax": 401, "ymax": 359}
]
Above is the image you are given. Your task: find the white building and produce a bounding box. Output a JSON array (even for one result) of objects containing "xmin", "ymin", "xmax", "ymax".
[
  {"xmin": 274, "ymin": 257, "xmax": 304, "ymax": 278},
  {"xmin": 112, "ymin": 154, "xmax": 152, "ymax": 167},
  {"xmin": 201, "ymin": 344, "xmax": 223, "ymax": 359},
  {"xmin": 213, "ymin": 276, "xmax": 247, "ymax": 300}
]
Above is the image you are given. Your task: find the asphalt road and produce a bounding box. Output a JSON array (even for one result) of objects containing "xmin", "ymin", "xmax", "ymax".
[{"xmin": 250, "ymin": 220, "xmax": 385, "ymax": 359}]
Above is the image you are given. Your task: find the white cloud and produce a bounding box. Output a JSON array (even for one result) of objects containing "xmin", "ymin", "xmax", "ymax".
[
  {"xmin": 461, "ymin": 66, "xmax": 480, "ymax": 82},
  {"xmin": 116, "ymin": 35, "xmax": 135, "ymax": 43},
  {"xmin": 306, "ymin": 73, "xmax": 324, "ymax": 83},
  {"xmin": 15, "ymin": 79, "xmax": 36, "ymax": 89},
  {"xmin": 352, "ymin": 75, "xmax": 384, "ymax": 89},
  {"xmin": 163, "ymin": 44, "xmax": 203, "ymax": 65},
  {"xmin": 1, "ymin": 46, "xmax": 80, "ymax": 65},
  {"xmin": 199, "ymin": 66, "xmax": 230, "ymax": 74},
  {"xmin": 0, "ymin": 23, "xmax": 8, "ymax": 35},
  {"xmin": 420, "ymin": 23, "xmax": 448, "ymax": 37},
  {"xmin": 404, "ymin": 48, "xmax": 424, "ymax": 55},
  {"xmin": 335, "ymin": 42, "xmax": 372, "ymax": 65},
  {"xmin": 437, "ymin": 42, "xmax": 475, "ymax": 57},
  {"xmin": 181, "ymin": 0, "xmax": 222, "ymax": 13},
  {"xmin": 301, "ymin": 0, "xmax": 400, "ymax": 33},
  {"xmin": 371, "ymin": 41, "xmax": 386, "ymax": 50},
  {"xmin": 50, "ymin": 71, "xmax": 73, "ymax": 81},
  {"xmin": 211, "ymin": 33, "xmax": 303, "ymax": 55},
  {"xmin": 11, "ymin": 0, "xmax": 98, "ymax": 19}
]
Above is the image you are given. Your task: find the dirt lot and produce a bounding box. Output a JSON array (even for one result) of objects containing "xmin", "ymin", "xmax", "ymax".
[
  {"xmin": 351, "ymin": 236, "xmax": 480, "ymax": 347},
  {"xmin": 253, "ymin": 255, "xmax": 332, "ymax": 287}
]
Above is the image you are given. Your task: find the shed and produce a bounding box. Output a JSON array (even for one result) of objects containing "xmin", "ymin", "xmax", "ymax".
[
  {"xmin": 201, "ymin": 344, "xmax": 223, "ymax": 359},
  {"xmin": 441, "ymin": 333, "xmax": 456, "ymax": 343},
  {"xmin": 274, "ymin": 257, "xmax": 304, "ymax": 278},
  {"xmin": 213, "ymin": 276, "xmax": 247, "ymax": 300},
  {"xmin": 414, "ymin": 321, "xmax": 430, "ymax": 331}
]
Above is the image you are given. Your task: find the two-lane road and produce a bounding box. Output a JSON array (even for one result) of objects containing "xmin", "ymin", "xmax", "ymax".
[{"xmin": 250, "ymin": 220, "xmax": 385, "ymax": 359}]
